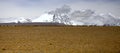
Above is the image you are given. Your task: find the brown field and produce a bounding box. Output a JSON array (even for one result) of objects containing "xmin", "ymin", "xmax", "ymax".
[{"xmin": 0, "ymin": 26, "xmax": 120, "ymax": 53}]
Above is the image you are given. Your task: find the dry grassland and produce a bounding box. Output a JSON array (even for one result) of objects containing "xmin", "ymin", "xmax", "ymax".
[{"xmin": 0, "ymin": 26, "xmax": 120, "ymax": 53}]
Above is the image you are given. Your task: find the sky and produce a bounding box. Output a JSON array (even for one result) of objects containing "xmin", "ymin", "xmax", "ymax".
[{"xmin": 0, "ymin": 0, "xmax": 120, "ymax": 18}]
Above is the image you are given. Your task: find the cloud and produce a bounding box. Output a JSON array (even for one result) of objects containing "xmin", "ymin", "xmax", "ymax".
[
  {"xmin": 47, "ymin": 5, "xmax": 120, "ymax": 26},
  {"xmin": 0, "ymin": 0, "xmax": 120, "ymax": 18}
]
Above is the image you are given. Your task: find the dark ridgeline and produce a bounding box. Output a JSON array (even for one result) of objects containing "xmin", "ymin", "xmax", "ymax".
[{"xmin": 0, "ymin": 22, "xmax": 65, "ymax": 26}]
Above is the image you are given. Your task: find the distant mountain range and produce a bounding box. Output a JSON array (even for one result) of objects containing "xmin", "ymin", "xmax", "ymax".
[
  {"xmin": 0, "ymin": 13, "xmax": 120, "ymax": 26},
  {"xmin": 0, "ymin": 5, "xmax": 120, "ymax": 26}
]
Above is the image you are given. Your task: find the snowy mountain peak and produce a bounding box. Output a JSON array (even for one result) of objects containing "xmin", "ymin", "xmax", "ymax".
[
  {"xmin": 0, "ymin": 5, "xmax": 120, "ymax": 26},
  {"xmin": 32, "ymin": 14, "xmax": 53, "ymax": 22},
  {"xmin": 14, "ymin": 17, "xmax": 32, "ymax": 23}
]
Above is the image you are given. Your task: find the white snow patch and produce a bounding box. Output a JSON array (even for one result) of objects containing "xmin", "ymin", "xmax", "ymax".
[{"xmin": 32, "ymin": 14, "xmax": 53, "ymax": 22}]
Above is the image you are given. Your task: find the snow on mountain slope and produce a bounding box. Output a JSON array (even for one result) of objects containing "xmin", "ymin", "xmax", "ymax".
[
  {"xmin": 32, "ymin": 14, "xmax": 53, "ymax": 22},
  {"xmin": 15, "ymin": 17, "xmax": 32, "ymax": 23},
  {"xmin": 0, "ymin": 17, "xmax": 32, "ymax": 23}
]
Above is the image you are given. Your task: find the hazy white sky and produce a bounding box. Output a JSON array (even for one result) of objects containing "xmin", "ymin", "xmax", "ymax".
[{"xmin": 0, "ymin": 0, "xmax": 120, "ymax": 18}]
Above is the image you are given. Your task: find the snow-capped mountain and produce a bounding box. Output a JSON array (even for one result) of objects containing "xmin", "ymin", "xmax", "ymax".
[
  {"xmin": 0, "ymin": 17, "xmax": 32, "ymax": 23},
  {"xmin": 0, "ymin": 5, "xmax": 120, "ymax": 26},
  {"xmin": 0, "ymin": 12, "xmax": 120, "ymax": 26},
  {"xmin": 32, "ymin": 14, "xmax": 53, "ymax": 22},
  {"xmin": 15, "ymin": 17, "xmax": 32, "ymax": 23}
]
